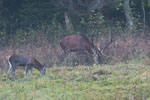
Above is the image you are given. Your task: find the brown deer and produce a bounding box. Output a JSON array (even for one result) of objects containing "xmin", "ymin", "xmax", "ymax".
[
  {"xmin": 60, "ymin": 34, "xmax": 104, "ymax": 64},
  {"xmin": 6, "ymin": 53, "xmax": 46, "ymax": 80}
]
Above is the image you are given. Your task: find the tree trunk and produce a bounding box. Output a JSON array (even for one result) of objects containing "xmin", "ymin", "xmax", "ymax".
[
  {"xmin": 123, "ymin": 0, "xmax": 134, "ymax": 31},
  {"xmin": 141, "ymin": 0, "xmax": 145, "ymax": 32},
  {"xmin": 64, "ymin": 12, "xmax": 73, "ymax": 32}
]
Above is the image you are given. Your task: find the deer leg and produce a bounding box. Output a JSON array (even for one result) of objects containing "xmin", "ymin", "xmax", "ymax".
[
  {"xmin": 6, "ymin": 61, "xmax": 12, "ymax": 80},
  {"xmin": 30, "ymin": 68, "xmax": 33, "ymax": 77},
  {"xmin": 11, "ymin": 66, "xmax": 16, "ymax": 80},
  {"xmin": 25, "ymin": 65, "xmax": 29, "ymax": 76}
]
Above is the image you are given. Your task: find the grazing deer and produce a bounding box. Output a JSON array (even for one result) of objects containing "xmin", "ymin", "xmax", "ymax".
[
  {"xmin": 6, "ymin": 53, "xmax": 46, "ymax": 80},
  {"xmin": 60, "ymin": 34, "xmax": 104, "ymax": 64}
]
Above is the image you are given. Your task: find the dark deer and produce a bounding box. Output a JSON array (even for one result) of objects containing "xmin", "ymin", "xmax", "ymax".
[
  {"xmin": 60, "ymin": 34, "xmax": 104, "ymax": 64},
  {"xmin": 6, "ymin": 53, "xmax": 46, "ymax": 80}
]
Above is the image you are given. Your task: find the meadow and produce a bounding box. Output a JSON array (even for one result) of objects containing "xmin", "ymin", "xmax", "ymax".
[
  {"xmin": 0, "ymin": 60, "xmax": 150, "ymax": 100},
  {"xmin": 0, "ymin": 33, "xmax": 150, "ymax": 100}
]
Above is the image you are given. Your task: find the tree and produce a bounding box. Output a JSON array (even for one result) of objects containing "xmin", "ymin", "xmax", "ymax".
[
  {"xmin": 123, "ymin": 0, "xmax": 134, "ymax": 31},
  {"xmin": 58, "ymin": 0, "xmax": 102, "ymax": 15}
]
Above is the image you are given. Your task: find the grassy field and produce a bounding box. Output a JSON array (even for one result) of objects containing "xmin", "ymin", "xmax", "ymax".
[{"xmin": 0, "ymin": 62, "xmax": 150, "ymax": 100}]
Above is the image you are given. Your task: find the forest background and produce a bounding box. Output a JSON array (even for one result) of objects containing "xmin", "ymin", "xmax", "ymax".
[{"xmin": 0, "ymin": 0, "xmax": 150, "ymax": 68}]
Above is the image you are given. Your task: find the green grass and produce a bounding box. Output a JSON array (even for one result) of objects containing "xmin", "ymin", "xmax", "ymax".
[{"xmin": 1, "ymin": 63, "xmax": 150, "ymax": 100}]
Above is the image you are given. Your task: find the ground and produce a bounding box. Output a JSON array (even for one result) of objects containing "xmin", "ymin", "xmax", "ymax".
[{"xmin": 0, "ymin": 62, "xmax": 150, "ymax": 100}]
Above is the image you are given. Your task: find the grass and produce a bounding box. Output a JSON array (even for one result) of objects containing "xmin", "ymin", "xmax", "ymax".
[{"xmin": 0, "ymin": 62, "xmax": 150, "ymax": 100}]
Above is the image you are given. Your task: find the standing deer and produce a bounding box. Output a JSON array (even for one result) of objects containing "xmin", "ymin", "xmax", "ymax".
[
  {"xmin": 6, "ymin": 53, "xmax": 46, "ymax": 80},
  {"xmin": 60, "ymin": 34, "xmax": 104, "ymax": 64}
]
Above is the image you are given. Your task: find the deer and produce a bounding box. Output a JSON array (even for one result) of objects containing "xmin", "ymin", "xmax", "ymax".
[
  {"xmin": 60, "ymin": 34, "xmax": 105, "ymax": 64},
  {"xmin": 6, "ymin": 53, "xmax": 46, "ymax": 80}
]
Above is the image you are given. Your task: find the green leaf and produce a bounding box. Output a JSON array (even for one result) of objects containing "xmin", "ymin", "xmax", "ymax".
[{"xmin": 148, "ymin": 0, "xmax": 150, "ymax": 6}]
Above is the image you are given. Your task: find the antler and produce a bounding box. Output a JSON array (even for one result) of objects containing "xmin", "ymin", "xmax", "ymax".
[
  {"xmin": 98, "ymin": 47, "xmax": 109, "ymax": 57},
  {"xmin": 103, "ymin": 37, "xmax": 117, "ymax": 50}
]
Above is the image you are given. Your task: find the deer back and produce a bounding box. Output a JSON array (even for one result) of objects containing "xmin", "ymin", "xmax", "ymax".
[
  {"xmin": 60, "ymin": 34, "xmax": 95, "ymax": 54},
  {"xmin": 9, "ymin": 54, "xmax": 33, "ymax": 66}
]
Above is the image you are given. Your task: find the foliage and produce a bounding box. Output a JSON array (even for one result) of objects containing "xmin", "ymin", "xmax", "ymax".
[
  {"xmin": 87, "ymin": 11, "xmax": 105, "ymax": 34},
  {"xmin": 0, "ymin": 0, "xmax": 150, "ymax": 44}
]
